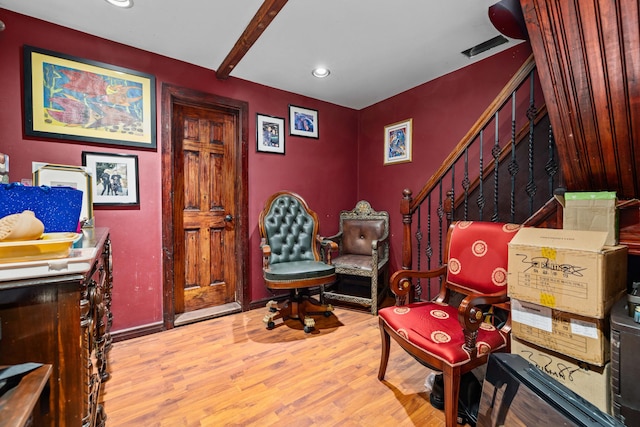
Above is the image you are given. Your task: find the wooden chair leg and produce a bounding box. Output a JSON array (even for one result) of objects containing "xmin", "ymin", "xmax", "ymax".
[
  {"xmin": 443, "ymin": 366, "xmax": 462, "ymax": 427},
  {"xmin": 377, "ymin": 322, "xmax": 391, "ymax": 380}
]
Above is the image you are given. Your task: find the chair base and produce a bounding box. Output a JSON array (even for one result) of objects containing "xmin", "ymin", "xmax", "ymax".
[
  {"xmin": 263, "ymin": 290, "xmax": 334, "ymax": 333},
  {"xmin": 322, "ymin": 274, "xmax": 388, "ymax": 315}
]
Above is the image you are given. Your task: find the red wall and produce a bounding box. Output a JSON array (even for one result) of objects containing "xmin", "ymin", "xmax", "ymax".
[
  {"xmin": 0, "ymin": 8, "xmax": 533, "ymax": 335},
  {"xmin": 0, "ymin": 9, "xmax": 358, "ymax": 332},
  {"xmin": 356, "ymin": 44, "xmax": 533, "ymax": 272}
]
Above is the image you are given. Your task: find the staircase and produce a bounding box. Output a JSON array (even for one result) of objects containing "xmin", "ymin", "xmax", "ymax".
[{"xmin": 398, "ymin": 54, "xmax": 564, "ymax": 301}]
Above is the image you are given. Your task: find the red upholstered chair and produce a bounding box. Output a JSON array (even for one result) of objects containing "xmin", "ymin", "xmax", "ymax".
[{"xmin": 377, "ymin": 221, "xmax": 521, "ymax": 427}]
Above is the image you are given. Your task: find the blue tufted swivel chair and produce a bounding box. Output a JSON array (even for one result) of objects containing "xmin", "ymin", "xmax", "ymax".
[{"xmin": 259, "ymin": 191, "xmax": 338, "ymax": 333}]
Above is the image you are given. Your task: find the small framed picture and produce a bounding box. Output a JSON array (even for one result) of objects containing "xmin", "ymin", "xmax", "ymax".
[
  {"xmin": 32, "ymin": 163, "xmax": 94, "ymax": 226},
  {"xmin": 82, "ymin": 152, "xmax": 139, "ymax": 206},
  {"xmin": 384, "ymin": 118, "xmax": 413, "ymax": 165},
  {"xmin": 0, "ymin": 152, "xmax": 8, "ymax": 184},
  {"xmin": 256, "ymin": 114, "xmax": 285, "ymax": 154},
  {"xmin": 289, "ymin": 105, "xmax": 319, "ymax": 138}
]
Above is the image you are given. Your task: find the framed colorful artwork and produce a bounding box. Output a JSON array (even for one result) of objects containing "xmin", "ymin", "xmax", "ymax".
[
  {"xmin": 24, "ymin": 45, "xmax": 157, "ymax": 149},
  {"xmin": 82, "ymin": 151, "xmax": 140, "ymax": 206},
  {"xmin": 384, "ymin": 118, "xmax": 413, "ymax": 165},
  {"xmin": 256, "ymin": 113, "xmax": 285, "ymax": 154},
  {"xmin": 289, "ymin": 105, "xmax": 319, "ymax": 138}
]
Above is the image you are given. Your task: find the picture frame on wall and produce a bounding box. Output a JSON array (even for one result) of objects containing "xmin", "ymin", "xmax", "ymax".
[
  {"xmin": 256, "ymin": 114, "xmax": 285, "ymax": 154},
  {"xmin": 0, "ymin": 152, "xmax": 8, "ymax": 184},
  {"xmin": 289, "ymin": 105, "xmax": 319, "ymax": 138},
  {"xmin": 32, "ymin": 163, "xmax": 94, "ymax": 227},
  {"xmin": 24, "ymin": 45, "xmax": 157, "ymax": 149},
  {"xmin": 82, "ymin": 151, "xmax": 140, "ymax": 206},
  {"xmin": 384, "ymin": 118, "xmax": 413, "ymax": 165}
]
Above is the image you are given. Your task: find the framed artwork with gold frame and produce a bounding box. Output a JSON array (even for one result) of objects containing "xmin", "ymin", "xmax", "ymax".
[
  {"xmin": 24, "ymin": 45, "xmax": 156, "ymax": 149},
  {"xmin": 384, "ymin": 118, "xmax": 412, "ymax": 165}
]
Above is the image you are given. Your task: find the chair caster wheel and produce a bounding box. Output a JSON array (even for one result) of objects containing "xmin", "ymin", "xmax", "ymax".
[
  {"xmin": 303, "ymin": 317, "xmax": 315, "ymax": 333},
  {"xmin": 266, "ymin": 300, "xmax": 278, "ymax": 312},
  {"xmin": 266, "ymin": 321, "xmax": 275, "ymax": 330},
  {"xmin": 324, "ymin": 311, "xmax": 332, "ymax": 317}
]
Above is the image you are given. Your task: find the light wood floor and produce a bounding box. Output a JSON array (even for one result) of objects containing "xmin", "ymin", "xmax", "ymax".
[{"xmin": 103, "ymin": 305, "xmax": 448, "ymax": 426}]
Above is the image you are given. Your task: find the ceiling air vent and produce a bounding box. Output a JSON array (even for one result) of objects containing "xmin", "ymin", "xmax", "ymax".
[{"xmin": 461, "ymin": 35, "xmax": 508, "ymax": 58}]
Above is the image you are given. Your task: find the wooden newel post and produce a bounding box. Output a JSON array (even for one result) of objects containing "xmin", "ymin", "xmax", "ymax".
[{"xmin": 401, "ymin": 188, "xmax": 413, "ymax": 271}]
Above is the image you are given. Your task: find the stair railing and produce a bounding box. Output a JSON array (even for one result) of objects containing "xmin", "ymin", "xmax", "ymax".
[{"xmin": 399, "ymin": 54, "xmax": 563, "ymax": 301}]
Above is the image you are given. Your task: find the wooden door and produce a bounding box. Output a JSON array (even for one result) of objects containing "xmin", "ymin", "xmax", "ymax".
[
  {"xmin": 174, "ymin": 104, "xmax": 237, "ymax": 313},
  {"xmin": 161, "ymin": 84, "xmax": 248, "ymax": 329}
]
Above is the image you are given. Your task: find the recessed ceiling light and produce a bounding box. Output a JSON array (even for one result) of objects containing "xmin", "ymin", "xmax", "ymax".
[
  {"xmin": 104, "ymin": 0, "xmax": 133, "ymax": 8},
  {"xmin": 312, "ymin": 67, "xmax": 330, "ymax": 78}
]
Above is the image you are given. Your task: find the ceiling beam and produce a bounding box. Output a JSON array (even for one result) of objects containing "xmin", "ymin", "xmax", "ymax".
[{"xmin": 215, "ymin": 0, "xmax": 288, "ymax": 80}]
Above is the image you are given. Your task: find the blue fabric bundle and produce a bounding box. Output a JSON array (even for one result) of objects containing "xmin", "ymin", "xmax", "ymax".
[{"xmin": 0, "ymin": 183, "xmax": 83, "ymax": 232}]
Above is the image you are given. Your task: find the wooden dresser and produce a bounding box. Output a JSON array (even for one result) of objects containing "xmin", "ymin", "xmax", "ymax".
[{"xmin": 0, "ymin": 228, "xmax": 112, "ymax": 426}]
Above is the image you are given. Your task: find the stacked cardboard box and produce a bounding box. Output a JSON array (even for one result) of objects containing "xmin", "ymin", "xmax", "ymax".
[
  {"xmin": 563, "ymin": 191, "xmax": 618, "ymax": 246},
  {"xmin": 507, "ymin": 225, "xmax": 627, "ymax": 413},
  {"xmin": 511, "ymin": 336, "xmax": 612, "ymax": 414},
  {"xmin": 510, "ymin": 299, "xmax": 610, "ymax": 365},
  {"xmin": 508, "ymin": 227, "xmax": 627, "ymax": 321}
]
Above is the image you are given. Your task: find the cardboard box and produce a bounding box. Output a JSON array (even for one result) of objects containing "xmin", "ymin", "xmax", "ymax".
[
  {"xmin": 511, "ymin": 336, "xmax": 611, "ymax": 414},
  {"xmin": 563, "ymin": 191, "xmax": 618, "ymax": 246},
  {"xmin": 507, "ymin": 227, "xmax": 627, "ymax": 318},
  {"xmin": 511, "ymin": 299, "xmax": 609, "ymax": 365}
]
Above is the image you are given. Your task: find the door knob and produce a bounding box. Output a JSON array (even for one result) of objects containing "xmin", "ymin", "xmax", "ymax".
[{"xmin": 224, "ymin": 214, "xmax": 233, "ymax": 222}]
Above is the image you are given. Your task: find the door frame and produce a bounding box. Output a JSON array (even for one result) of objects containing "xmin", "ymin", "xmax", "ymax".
[{"xmin": 161, "ymin": 83, "xmax": 249, "ymax": 329}]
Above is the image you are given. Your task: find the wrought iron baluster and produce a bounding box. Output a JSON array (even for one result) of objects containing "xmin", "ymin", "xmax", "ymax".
[
  {"xmin": 546, "ymin": 123, "xmax": 558, "ymax": 197},
  {"xmin": 477, "ymin": 130, "xmax": 485, "ymax": 220},
  {"xmin": 508, "ymin": 92, "xmax": 519, "ymax": 223},
  {"xmin": 462, "ymin": 148, "xmax": 470, "ymax": 221},
  {"xmin": 415, "ymin": 204, "xmax": 422, "ymax": 301},
  {"xmin": 426, "ymin": 195, "xmax": 433, "ymax": 300},
  {"xmin": 492, "ymin": 112, "xmax": 500, "ymax": 222},
  {"xmin": 416, "ymin": 204, "xmax": 422, "ymax": 272},
  {"xmin": 526, "ymin": 71, "xmax": 538, "ymax": 216},
  {"xmin": 449, "ymin": 164, "xmax": 455, "ymax": 224},
  {"xmin": 438, "ymin": 180, "xmax": 444, "ymax": 271}
]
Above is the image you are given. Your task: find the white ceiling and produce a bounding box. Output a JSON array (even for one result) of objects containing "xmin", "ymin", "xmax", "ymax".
[{"xmin": 0, "ymin": 0, "xmax": 521, "ymax": 110}]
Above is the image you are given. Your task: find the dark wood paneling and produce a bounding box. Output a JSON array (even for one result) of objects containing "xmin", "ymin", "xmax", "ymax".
[{"xmin": 522, "ymin": 0, "xmax": 640, "ymax": 199}]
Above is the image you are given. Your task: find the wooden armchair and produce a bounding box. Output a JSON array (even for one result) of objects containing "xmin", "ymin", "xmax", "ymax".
[
  {"xmin": 259, "ymin": 191, "xmax": 337, "ymax": 333},
  {"xmin": 377, "ymin": 221, "xmax": 521, "ymax": 427},
  {"xmin": 321, "ymin": 200, "xmax": 389, "ymax": 314}
]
